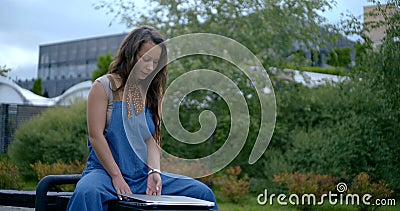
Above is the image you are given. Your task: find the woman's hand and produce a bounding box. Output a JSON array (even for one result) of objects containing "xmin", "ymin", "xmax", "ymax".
[
  {"xmin": 146, "ymin": 173, "xmax": 162, "ymax": 196},
  {"xmin": 112, "ymin": 174, "xmax": 132, "ymax": 200}
]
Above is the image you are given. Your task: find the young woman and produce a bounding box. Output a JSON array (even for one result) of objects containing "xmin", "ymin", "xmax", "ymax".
[{"xmin": 67, "ymin": 26, "xmax": 218, "ymax": 211}]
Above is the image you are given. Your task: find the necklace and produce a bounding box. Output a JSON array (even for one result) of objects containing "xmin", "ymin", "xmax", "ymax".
[{"xmin": 125, "ymin": 83, "xmax": 144, "ymax": 118}]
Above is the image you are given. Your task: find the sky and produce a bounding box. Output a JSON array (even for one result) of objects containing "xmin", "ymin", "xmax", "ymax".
[{"xmin": 1, "ymin": 0, "xmax": 373, "ymax": 81}]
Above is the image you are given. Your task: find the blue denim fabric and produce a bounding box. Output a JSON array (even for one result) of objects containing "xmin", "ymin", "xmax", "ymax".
[{"xmin": 67, "ymin": 102, "xmax": 218, "ymax": 210}]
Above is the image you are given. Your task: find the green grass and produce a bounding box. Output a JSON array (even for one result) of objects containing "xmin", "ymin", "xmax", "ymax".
[
  {"xmin": 216, "ymin": 193, "xmax": 399, "ymax": 211},
  {"xmin": 16, "ymin": 178, "xmax": 400, "ymax": 211},
  {"xmin": 283, "ymin": 64, "xmax": 349, "ymax": 76},
  {"xmin": 20, "ymin": 178, "xmax": 38, "ymax": 191},
  {"xmin": 298, "ymin": 66, "xmax": 348, "ymax": 76}
]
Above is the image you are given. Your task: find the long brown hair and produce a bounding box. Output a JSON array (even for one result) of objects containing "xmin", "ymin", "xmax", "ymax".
[{"xmin": 108, "ymin": 26, "xmax": 167, "ymax": 145}]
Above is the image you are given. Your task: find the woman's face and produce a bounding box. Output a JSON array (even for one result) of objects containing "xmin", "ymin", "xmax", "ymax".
[{"xmin": 134, "ymin": 42, "xmax": 162, "ymax": 81}]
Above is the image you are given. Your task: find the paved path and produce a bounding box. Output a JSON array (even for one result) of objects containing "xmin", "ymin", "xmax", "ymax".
[{"xmin": 0, "ymin": 206, "xmax": 34, "ymax": 210}]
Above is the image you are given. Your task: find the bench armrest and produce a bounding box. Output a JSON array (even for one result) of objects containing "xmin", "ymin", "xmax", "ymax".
[{"xmin": 35, "ymin": 174, "xmax": 81, "ymax": 211}]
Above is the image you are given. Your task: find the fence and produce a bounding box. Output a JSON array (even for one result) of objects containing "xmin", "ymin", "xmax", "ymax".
[{"xmin": 0, "ymin": 104, "xmax": 50, "ymax": 153}]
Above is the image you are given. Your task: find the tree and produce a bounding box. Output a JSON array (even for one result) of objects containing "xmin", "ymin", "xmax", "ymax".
[
  {"xmin": 91, "ymin": 53, "xmax": 113, "ymax": 81},
  {"xmin": 95, "ymin": 0, "xmax": 339, "ymax": 68},
  {"xmin": 8, "ymin": 102, "xmax": 88, "ymax": 177},
  {"xmin": 355, "ymin": 0, "xmax": 400, "ymax": 195},
  {"xmin": 285, "ymin": 0, "xmax": 400, "ymax": 195},
  {"xmin": 94, "ymin": 0, "xmax": 341, "ymax": 175},
  {"xmin": 94, "ymin": 1, "xmax": 400, "ymax": 197},
  {"xmin": 31, "ymin": 78, "xmax": 43, "ymax": 96},
  {"xmin": 0, "ymin": 65, "xmax": 11, "ymax": 77},
  {"xmin": 327, "ymin": 47, "xmax": 351, "ymax": 67}
]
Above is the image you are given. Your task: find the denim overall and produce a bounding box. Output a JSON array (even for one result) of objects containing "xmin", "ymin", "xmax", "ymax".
[{"xmin": 67, "ymin": 78, "xmax": 218, "ymax": 211}]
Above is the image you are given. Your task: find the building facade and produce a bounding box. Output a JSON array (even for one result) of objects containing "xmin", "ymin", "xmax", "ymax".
[
  {"xmin": 35, "ymin": 33, "xmax": 127, "ymax": 97},
  {"xmin": 364, "ymin": 4, "xmax": 399, "ymax": 45}
]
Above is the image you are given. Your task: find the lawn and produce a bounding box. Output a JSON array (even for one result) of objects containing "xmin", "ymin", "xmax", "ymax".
[
  {"xmin": 21, "ymin": 180, "xmax": 399, "ymax": 211},
  {"xmin": 216, "ymin": 193, "xmax": 399, "ymax": 211}
]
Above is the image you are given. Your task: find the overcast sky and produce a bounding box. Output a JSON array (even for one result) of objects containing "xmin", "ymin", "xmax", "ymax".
[{"xmin": 1, "ymin": 0, "xmax": 372, "ymax": 81}]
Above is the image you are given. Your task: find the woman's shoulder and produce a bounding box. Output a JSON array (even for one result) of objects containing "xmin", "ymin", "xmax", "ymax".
[
  {"xmin": 95, "ymin": 74, "xmax": 111, "ymax": 84},
  {"xmin": 92, "ymin": 74, "xmax": 114, "ymax": 101}
]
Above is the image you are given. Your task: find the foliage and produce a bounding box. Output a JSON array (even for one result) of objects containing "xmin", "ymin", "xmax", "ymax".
[
  {"xmin": 250, "ymin": 148, "xmax": 292, "ymax": 194},
  {"xmin": 30, "ymin": 160, "xmax": 86, "ymax": 191},
  {"xmin": 218, "ymin": 195, "xmax": 400, "ymax": 211},
  {"xmin": 7, "ymin": 102, "xmax": 88, "ymax": 178},
  {"xmin": 350, "ymin": 172, "xmax": 394, "ymax": 211},
  {"xmin": 348, "ymin": 0, "xmax": 400, "ymax": 195},
  {"xmin": 91, "ymin": 53, "xmax": 113, "ymax": 82},
  {"xmin": 273, "ymin": 172, "xmax": 338, "ymax": 210},
  {"xmin": 269, "ymin": 0, "xmax": 399, "ymax": 195},
  {"xmin": 273, "ymin": 172, "xmax": 338, "ymax": 196},
  {"xmin": 284, "ymin": 64, "xmax": 348, "ymax": 76},
  {"xmin": 0, "ymin": 65, "xmax": 11, "ymax": 77},
  {"xmin": 161, "ymin": 155, "xmax": 213, "ymax": 178},
  {"xmin": 94, "ymin": 0, "xmax": 400, "ymax": 198},
  {"xmin": 95, "ymin": 0, "xmax": 339, "ymax": 68},
  {"xmin": 273, "ymin": 76, "xmax": 398, "ymax": 192},
  {"xmin": 299, "ymin": 66, "xmax": 348, "ymax": 76},
  {"xmin": 327, "ymin": 47, "xmax": 351, "ymax": 67},
  {"xmin": 0, "ymin": 157, "xmax": 24, "ymax": 189},
  {"xmin": 213, "ymin": 166, "xmax": 250, "ymax": 204},
  {"xmin": 30, "ymin": 160, "xmax": 86, "ymax": 180},
  {"xmin": 31, "ymin": 78, "xmax": 43, "ymax": 96}
]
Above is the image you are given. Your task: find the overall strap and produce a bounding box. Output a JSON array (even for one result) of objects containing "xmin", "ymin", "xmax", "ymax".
[{"xmin": 106, "ymin": 75, "xmax": 121, "ymax": 102}]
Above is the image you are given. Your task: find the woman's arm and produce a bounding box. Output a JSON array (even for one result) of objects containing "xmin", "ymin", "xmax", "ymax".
[
  {"xmin": 146, "ymin": 136, "xmax": 161, "ymax": 170},
  {"xmin": 87, "ymin": 81, "xmax": 131, "ymax": 198},
  {"xmin": 146, "ymin": 94, "xmax": 162, "ymax": 170},
  {"xmin": 146, "ymin": 136, "xmax": 162, "ymax": 195},
  {"xmin": 145, "ymin": 96, "xmax": 162, "ymax": 195}
]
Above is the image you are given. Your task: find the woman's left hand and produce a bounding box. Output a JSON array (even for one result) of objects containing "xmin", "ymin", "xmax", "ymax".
[{"xmin": 146, "ymin": 173, "xmax": 162, "ymax": 196}]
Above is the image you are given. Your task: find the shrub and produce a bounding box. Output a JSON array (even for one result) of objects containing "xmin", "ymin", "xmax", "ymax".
[
  {"xmin": 273, "ymin": 172, "xmax": 338, "ymax": 210},
  {"xmin": 250, "ymin": 148, "xmax": 292, "ymax": 194},
  {"xmin": 0, "ymin": 158, "xmax": 24, "ymax": 189},
  {"xmin": 161, "ymin": 156, "xmax": 212, "ymax": 178},
  {"xmin": 30, "ymin": 160, "xmax": 86, "ymax": 180},
  {"xmin": 350, "ymin": 172, "xmax": 393, "ymax": 211},
  {"xmin": 298, "ymin": 66, "xmax": 348, "ymax": 76},
  {"xmin": 30, "ymin": 160, "xmax": 86, "ymax": 191},
  {"xmin": 327, "ymin": 48, "xmax": 351, "ymax": 67},
  {"xmin": 213, "ymin": 166, "xmax": 250, "ymax": 204},
  {"xmin": 7, "ymin": 102, "xmax": 88, "ymax": 178},
  {"xmin": 91, "ymin": 53, "xmax": 113, "ymax": 82}
]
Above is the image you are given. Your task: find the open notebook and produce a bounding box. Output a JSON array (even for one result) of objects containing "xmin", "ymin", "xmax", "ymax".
[{"xmin": 119, "ymin": 193, "xmax": 215, "ymax": 208}]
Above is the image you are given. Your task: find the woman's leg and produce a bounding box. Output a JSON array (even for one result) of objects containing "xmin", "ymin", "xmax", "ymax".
[{"xmin": 67, "ymin": 169, "xmax": 117, "ymax": 211}]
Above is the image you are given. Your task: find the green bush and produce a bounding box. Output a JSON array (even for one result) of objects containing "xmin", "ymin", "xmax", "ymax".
[
  {"xmin": 31, "ymin": 78, "xmax": 43, "ymax": 96},
  {"xmin": 327, "ymin": 48, "xmax": 351, "ymax": 67},
  {"xmin": 273, "ymin": 172, "xmax": 338, "ymax": 210},
  {"xmin": 91, "ymin": 53, "xmax": 113, "ymax": 82},
  {"xmin": 0, "ymin": 157, "xmax": 24, "ymax": 189},
  {"xmin": 30, "ymin": 160, "xmax": 86, "ymax": 180},
  {"xmin": 213, "ymin": 166, "xmax": 250, "ymax": 204},
  {"xmin": 8, "ymin": 102, "xmax": 88, "ymax": 178},
  {"xmin": 298, "ymin": 66, "xmax": 348, "ymax": 76},
  {"xmin": 351, "ymin": 172, "xmax": 393, "ymax": 211},
  {"xmin": 30, "ymin": 160, "xmax": 86, "ymax": 191}
]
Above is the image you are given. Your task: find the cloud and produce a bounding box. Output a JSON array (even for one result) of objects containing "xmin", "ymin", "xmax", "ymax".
[
  {"xmin": 0, "ymin": 0, "xmax": 127, "ymax": 80},
  {"xmin": 0, "ymin": 0, "xmax": 374, "ymax": 80}
]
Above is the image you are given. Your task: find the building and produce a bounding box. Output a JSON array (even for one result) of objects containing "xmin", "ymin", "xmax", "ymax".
[
  {"xmin": 364, "ymin": 4, "xmax": 399, "ymax": 45},
  {"xmin": 19, "ymin": 33, "xmax": 128, "ymax": 97},
  {"xmin": 0, "ymin": 76, "xmax": 92, "ymax": 152}
]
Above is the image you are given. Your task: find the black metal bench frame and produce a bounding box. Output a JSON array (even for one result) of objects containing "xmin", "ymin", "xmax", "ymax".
[{"xmin": 0, "ymin": 174, "xmax": 213, "ymax": 210}]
